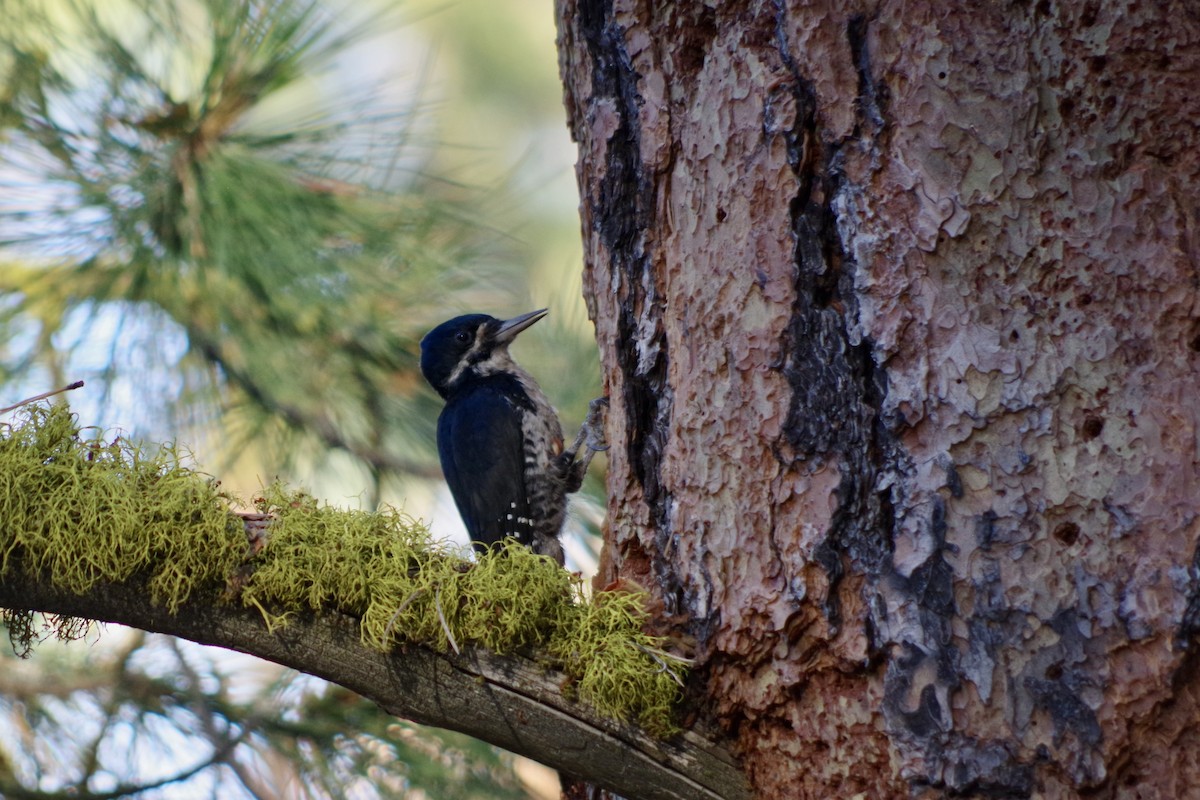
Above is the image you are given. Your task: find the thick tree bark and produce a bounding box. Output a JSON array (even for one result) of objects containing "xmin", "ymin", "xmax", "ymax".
[{"xmin": 557, "ymin": 1, "xmax": 1200, "ymax": 798}]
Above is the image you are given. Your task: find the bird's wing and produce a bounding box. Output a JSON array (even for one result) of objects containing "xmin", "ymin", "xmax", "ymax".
[{"xmin": 438, "ymin": 388, "xmax": 532, "ymax": 550}]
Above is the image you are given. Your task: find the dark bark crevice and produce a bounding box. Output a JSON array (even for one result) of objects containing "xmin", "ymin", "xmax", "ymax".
[
  {"xmin": 771, "ymin": 6, "xmax": 896, "ymax": 632},
  {"xmin": 1178, "ymin": 537, "xmax": 1200, "ymax": 646},
  {"xmin": 575, "ymin": 1, "xmax": 683, "ymax": 620},
  {"xmin": 769, "ymin": 11, "xmax": 1044, "ymax": 797},
  {"xmin": 798, "ymin": 13, "xmax": 1069, "ymax": 794}
]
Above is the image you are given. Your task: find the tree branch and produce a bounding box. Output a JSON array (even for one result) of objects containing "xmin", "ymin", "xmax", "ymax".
[{"xmin": 0, "ymin": 571, "xmax": 749, "ymax": 800}]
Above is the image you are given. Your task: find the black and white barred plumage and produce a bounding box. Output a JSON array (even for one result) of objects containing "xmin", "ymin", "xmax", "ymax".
[{"xmin": 419, "ymin": 310, "xmax": 601, "ymax": 565}]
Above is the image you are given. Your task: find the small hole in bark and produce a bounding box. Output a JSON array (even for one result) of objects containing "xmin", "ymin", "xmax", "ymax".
[
  {"xmin": 1082, "ymin": 415, "xmax": 1104, "ymax": 439},
  {"xmin": 1080, "ymin": 293, "xmax": 1093, "ymax": 306},
  {"xmin": 938, "ymin": 71, "xmax": 947, "ymax": 80},
  {"xmin": 1045, "ymin": 661, "xmax": 1064, "ymax": 680},
  {"xmin": 1053, "ymin": 522, "xmax": 1080, "ymax": 546},
  {"xmin": 716, "ymin": 207, "xmax": 727, "ymax": 222},
  {"xmin": 1009, "ymin": 330, "xmax": 1019, "ymax": 342}
]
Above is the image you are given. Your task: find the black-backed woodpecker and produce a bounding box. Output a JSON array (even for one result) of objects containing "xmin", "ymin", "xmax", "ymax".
[{"xmin": 419, "ymin": 309, "xmax": 605, "ymax": 565}]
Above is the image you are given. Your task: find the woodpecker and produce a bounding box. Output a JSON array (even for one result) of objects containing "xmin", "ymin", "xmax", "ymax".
[{"xmin": 419, "ymin": 309, "xmax": 606, "ymax": 565}]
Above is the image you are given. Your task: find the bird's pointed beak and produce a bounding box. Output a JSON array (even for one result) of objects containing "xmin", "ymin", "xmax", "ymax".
[{"xmin": 494, "ymin": 308, "xmax": 548, "ymax": 344}]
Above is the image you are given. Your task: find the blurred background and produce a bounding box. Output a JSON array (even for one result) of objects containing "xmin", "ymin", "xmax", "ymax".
[{"xmin": 0, "ymin": 0, "xmax": 600, "ymax": 796}]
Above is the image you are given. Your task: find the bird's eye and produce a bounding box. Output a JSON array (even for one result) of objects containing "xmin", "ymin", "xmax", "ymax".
[{"xmin": 455, "ymin": 331, "xmax": 471, "ymax": 343}]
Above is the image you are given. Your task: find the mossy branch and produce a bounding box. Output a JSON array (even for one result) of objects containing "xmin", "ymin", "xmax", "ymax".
[{"xmin": 0, "ymin": 406, "xmax": 749, "ymax": 800}]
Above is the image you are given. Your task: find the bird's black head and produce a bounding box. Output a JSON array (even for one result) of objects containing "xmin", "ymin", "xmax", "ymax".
[{"xmin": 420, "ymin": 309, "xmax": 547, "ymax": 398}]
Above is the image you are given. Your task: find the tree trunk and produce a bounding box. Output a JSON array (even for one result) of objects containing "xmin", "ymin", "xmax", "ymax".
[{"xmin": 556, "ymin": 1, "xmax": 1200, "ymax": 797}]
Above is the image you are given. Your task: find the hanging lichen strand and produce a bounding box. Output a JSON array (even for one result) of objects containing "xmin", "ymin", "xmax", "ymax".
[{"xmin": 0, "ymin": 405, "xmax": 685, "ymax": 736}]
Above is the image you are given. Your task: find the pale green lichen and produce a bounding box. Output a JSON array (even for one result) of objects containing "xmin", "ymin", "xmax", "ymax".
[
  {"xmin": 550, "ymin": 590, "xmax": 686, "ymax": 737},
  {"xmin": 0, "ymin": 405, "xmax": 687, "ymax": 736},
  {"xmin": 0, "ymin": 405, "xmax": 246, "ymax": 612},
  {"xmin": 242, "ymin": 485, "xmax": 687, "ymax": 734}
]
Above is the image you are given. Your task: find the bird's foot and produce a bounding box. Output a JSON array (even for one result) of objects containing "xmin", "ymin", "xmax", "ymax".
[{"xmin": 560, "ymin": 397, "xmax": 609, "ymax": 494}]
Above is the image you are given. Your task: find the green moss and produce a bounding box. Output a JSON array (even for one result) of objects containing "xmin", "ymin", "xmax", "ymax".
[
  {"xmin": 237, "ymin": 485, "xmax": 436, "ymax": 630},
  {"xmin": 0, "ymin": 405, "xmax": 246, "ymax": 612},
  {"xmin": 0, "ymin": 405, "xmax": 688, "ymax": 735},
  {"xmin": 549, "ymin": 589, "xmax": 687, "ymax": 738}
]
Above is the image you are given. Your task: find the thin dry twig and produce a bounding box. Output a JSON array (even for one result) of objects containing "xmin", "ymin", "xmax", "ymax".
[
  {"xmin": 0, "ymin": 381, "xmax": 85, "ymax": 415},
  {"xmin": 384, "ymin": 589, "xmax": 427, "ymax": 639},
  {"xmin": 632, "ymin": 642, "xmax": 693, "ymax": 688},
  {"xmin": 434, "ymin": 587, "xmax": 459, "ymax": 655}
]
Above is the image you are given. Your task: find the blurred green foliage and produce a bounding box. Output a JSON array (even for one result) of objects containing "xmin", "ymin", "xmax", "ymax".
[
  {"xmin": 0, "ymin": 630, "xmax": 535, "ymax": 799},
  {"xmin": 0, "ymin": 0, "xmax": 603, "ymax": 796},
  {"xmin": 0, "ymin": 0, "xmax": 545, "ymax": 491}
]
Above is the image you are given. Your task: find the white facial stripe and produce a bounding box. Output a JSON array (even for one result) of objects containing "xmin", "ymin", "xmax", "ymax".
[
  {"xmin": 444, "ymin": 323, "xmax": 491, "ymax": 387},
  {"xmin": 471, "ymin": 348, "xmax": 517, "ymax": 377}
]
